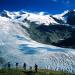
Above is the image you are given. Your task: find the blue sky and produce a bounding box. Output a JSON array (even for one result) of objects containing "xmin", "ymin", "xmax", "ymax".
[{"xmin": 0, "ymin": 0, "xmax": 75, "ymax": 14}]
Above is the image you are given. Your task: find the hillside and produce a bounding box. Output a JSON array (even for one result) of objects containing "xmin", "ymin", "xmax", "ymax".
[{"xmin": 0, "ymin": 69, "xmax": 74, "ymax": 75}]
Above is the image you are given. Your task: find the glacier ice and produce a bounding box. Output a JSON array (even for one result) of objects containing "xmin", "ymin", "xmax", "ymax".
[{"xmin": 0, "ymin": 10, "xmax": 75, "ymax": 73}]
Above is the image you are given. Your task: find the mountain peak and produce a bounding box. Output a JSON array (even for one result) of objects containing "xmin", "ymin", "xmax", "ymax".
[{"xmin": 0, "ymin": 10, "xmax": 75, "ymax": 25}]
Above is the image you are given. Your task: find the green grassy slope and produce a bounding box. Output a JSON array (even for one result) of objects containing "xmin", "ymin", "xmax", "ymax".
[{"xmin": 0, "ymin": 69, "xmax": 75, "ymax": 75}]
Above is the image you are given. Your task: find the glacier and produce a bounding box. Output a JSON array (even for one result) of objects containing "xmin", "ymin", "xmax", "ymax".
[{"xmin": 0, "ymin": 10, "xmax": 75, "ymax": 73}]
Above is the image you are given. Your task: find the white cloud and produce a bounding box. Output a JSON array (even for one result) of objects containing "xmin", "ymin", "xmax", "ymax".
[{"xmin": 39, "ymin": 12, "xmax": 45, "ymax": 15}]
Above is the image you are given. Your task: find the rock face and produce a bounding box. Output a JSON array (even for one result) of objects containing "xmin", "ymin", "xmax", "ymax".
[
  {"xmin": 64, "ymin": 10, "xmax": 75, "ymax": 25},
  {"xmin": 15, "ymin": 10, "xmax": 75, "ymax": 49},
  {"xmin": 29, "ymin": 24, "xmax": 72, "ymax": 45},
  {"xmin": 32, "ymin": 25, "xmax": 75, "ymax": 48}
]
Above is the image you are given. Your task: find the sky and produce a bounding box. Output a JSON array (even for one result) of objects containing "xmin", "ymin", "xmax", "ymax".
[{"xmin": 0, "ymin": 0, "xmax": 75, "ymax": 14}]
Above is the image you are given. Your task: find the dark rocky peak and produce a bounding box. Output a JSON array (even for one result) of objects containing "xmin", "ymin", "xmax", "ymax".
[
  {"xmin": 63, "ymin": 10, "xmax": 75, "ymax": 25},
  {"xmin": 0, "ymin": 10, "xmax": 11, "ymax": 18}
]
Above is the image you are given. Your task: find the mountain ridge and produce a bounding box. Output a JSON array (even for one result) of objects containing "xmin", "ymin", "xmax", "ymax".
[{"xmin": 0, "ymin": 10, "xmax": 75, "ymax": 48}]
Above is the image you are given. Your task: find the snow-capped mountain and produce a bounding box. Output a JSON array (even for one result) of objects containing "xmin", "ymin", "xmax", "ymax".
[{"xmin": 0, "ymin": 10, "xmax": 75, "ymax": 73}]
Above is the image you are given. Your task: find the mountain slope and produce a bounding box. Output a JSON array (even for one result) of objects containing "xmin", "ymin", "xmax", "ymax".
[{"xmin": 0, "ymin": 10, "xmax": 75, "ymax": 73}]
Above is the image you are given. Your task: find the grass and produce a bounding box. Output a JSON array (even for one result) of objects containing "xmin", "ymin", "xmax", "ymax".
[{"xmin": 0, "ymin": 68, "xmax": 75, "ymax": 75}]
